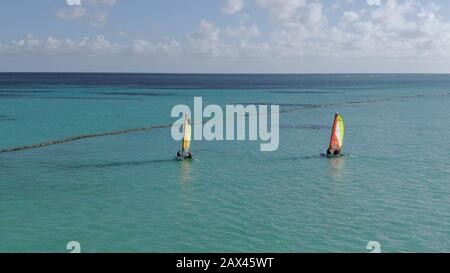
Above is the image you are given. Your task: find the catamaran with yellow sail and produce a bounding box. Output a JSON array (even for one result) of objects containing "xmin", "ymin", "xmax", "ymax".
[
  {"xmin": 177, "ymin": 114, "xmax": 193, "ymax": 160},
  {"xmin": 322, "ymin": 113, "xmax": 347, "ymax": 157}
]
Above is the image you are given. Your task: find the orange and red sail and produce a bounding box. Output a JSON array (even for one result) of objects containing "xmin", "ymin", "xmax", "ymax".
[{"xmin": 328, "ymin": 113, "xmax": 345, "ymax": 152}]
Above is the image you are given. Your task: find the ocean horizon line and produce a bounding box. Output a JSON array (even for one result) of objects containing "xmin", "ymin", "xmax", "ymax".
[{"xmin": 1, "ymin": 72, "xmax": 450, "ymax": 75}]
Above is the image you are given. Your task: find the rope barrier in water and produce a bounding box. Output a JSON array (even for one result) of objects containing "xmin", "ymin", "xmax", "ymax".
[
  {"xmin": 0, "ymin": 92, "xmax": 448, "ymax": 154},
  {"xmin": 0, "ymin": 124, "xmax": 172, "ymax": 154}
]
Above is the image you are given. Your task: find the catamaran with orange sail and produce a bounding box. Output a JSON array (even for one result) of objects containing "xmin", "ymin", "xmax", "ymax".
[
  {"xmin": 177, "ymin": 114, "xmax": 193, "ymax": 160},
  {"xmin": 322, "ymin": 113, "xmax": 348, "ymax": 157}
]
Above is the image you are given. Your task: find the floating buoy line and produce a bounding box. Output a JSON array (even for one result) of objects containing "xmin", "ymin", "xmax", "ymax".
[{"xmin": 1, "ymin": 92, "xmax": 448, "ymax": 154}]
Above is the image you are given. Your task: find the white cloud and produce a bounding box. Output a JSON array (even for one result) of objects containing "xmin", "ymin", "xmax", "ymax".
[
  {"xmin": 187, "ymin": 20, "xmax": 220, "ymax": 43},
  {"xmin": 222, "ymin": 0, "xmax": 245, "ymax": 14},
  {"xmin": 255, "ymin": 0, "xmax": 307, "ymax": 23},
  {"xmin": 226, "ymin": 24, "xmax": 260, "ymax": 39},
  {"xmin": 91, "ymin": 11, "xmax": 108, "ymax": 26},
  {"xmin": 56, "ymin": 7, "xmax": 87, "ymax": 20},
  {"xmin": 187, "ymin": 20, "xmax": 224, "ymax": 56},
  {"xmin": 5, "ymin": 0, "xmax": 450, "ymax": 72},
  {"xmin": 367, "ymin": 0, "xmax": 382, "ymax": 6},
  {"xmin": 84, "ymin": 0, "xmax": 118, "ymax": 6},
  {"xmin": 57, "ymin": 0, "xmax": 117, "ymax": 25},
  {"xmin": 66, "ymin": 0, "xmax": 81, "ymax": 6},
  {"xmin": 0, "ymin": 35, "xmax": 120, "ymax": 55},
  {"xmin": 235, "ymin": 0, "xmax": 450, "ymax": 63},
  {"xmin": 371, "ymin": 0, "xmax": 416, "ymax": 31},
  {"xmin": 343, "ymin": 11, "xmax": 360, "ymax": 23},
  {"xmin": 305, "ymin": 2, "xmax": 326, "ymax": 27},
  {"xmin": 132, "ymin": 39, "xmax": 182, "ymax": 56}
]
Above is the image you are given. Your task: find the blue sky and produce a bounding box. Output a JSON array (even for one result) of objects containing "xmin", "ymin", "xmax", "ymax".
[{"xmin": 1, "ymin": 0, "xmax": 450, "ymax": 73}]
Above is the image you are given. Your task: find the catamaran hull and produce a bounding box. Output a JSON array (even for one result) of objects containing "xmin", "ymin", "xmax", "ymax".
[
  {"xmin": 321, "ymin": 153, "xmax": 349, "ymax": 158},
  {"xmin": 176, "ymin": 155, "xmax": 194, "ymax": 161}
]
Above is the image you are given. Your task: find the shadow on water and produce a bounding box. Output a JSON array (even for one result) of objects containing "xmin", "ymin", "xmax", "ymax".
[
  {"xmin": 38, "ymin": 96, "xmax": 139, "ymax": 101},
  {"xmin": 234, "ymin": 102, "xmax": 319, "ymax": 108},
  {"xmin": 0, "ymin": 93, "xmax": 139, "ymax": 101},
  {"xmin": 0, "ymin": 93, "xmax": 24, "ymax": 98},
  {"xmin": 280, "ymin": 124, "xmax": 330, "ymax": 130},
  {"xmin": 0, "ymin": 115, "xmax": 17, "ymax": 122},
  {"xmin": 279, "ymin": 154, "xmax": 324, "ymax": 161},
  {"xmin": 0, "ymin": 90, "xmax": 56, "ymax": 94},
  {"xmin": 84, "ymin": 91, "xmax": 181, "ymax": 97},
  {"xmin": 63, "ymin": 158, "xmax": 177, "ymax": 170},
  {"xmin": 266, "ymin": 90, "xmax": 335, "ymax": 94},
  {"xmin": 279, "ymin": 153, "xmax": 353, "ymax": 161}
]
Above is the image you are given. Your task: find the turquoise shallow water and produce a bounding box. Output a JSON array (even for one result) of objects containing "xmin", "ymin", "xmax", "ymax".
[{"xmin": 0, "ymin": 74, "xmax": 449, "ymax": 252}]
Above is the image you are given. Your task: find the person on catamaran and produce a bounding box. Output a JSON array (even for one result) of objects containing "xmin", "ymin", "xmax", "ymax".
[
  {"xmin": 326, "ymin": 148, "xmax": 340, "ymax": 156},
  {"xmin": 177, "ymin": 150, "xmax": 192, "ymax": 158}
]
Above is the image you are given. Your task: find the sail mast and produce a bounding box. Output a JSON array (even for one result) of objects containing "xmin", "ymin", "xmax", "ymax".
[
  {"xmin": 328, "ymin": 113, "xmax": 339, "ymax": 152},
  {"xmin": 181, "ymin": 114, "xmax": 191, "ymax": 154}
]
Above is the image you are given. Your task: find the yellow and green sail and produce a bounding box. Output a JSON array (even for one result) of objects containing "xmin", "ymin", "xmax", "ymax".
[{"xmin": 181, "ymin": 115, "xmax": 191, "ymax": 153}]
